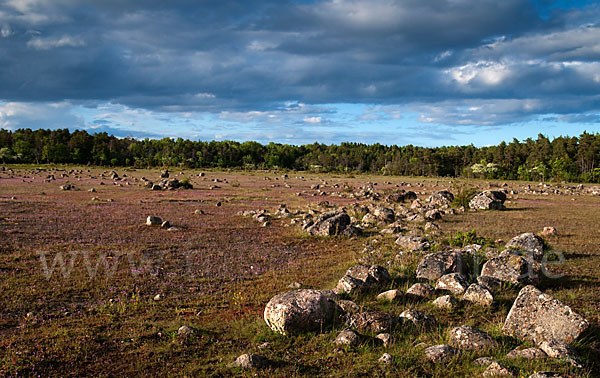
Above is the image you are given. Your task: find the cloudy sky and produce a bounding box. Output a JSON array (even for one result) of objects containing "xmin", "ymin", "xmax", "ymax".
[{"xmin": 0, "ymin": 0, "xmax": 599, "ymax": 146}]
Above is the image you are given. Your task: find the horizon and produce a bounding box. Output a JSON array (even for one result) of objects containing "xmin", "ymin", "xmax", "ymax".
[{"xmin": 1, "ymin": 0, "xmax": 599, "ymax": 147}]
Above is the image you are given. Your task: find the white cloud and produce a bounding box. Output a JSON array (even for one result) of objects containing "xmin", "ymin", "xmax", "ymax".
[
  {"xmin": 447, "ymin": 61, "xmax": 510, "ymax": 86},
  {"xmin": 27, "ymin": 34, "xmax": 85, "ymax": 50},
  {"xmin": 303, "ymin": 116, "xmax": 322, "ymax": 124},
  {"xmin": 0, "ymin": 101, "xmax": 84, "ymax": 129}
]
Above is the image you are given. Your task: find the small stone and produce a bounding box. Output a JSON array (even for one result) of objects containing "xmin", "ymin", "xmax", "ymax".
[
  {"xmin": 153, "ymin": 294, "xmax": 162, "ymax": 301},
  {"xmin": 462, "ymin": 283, "xmax": 494, "ymax": 306},
  {"xmin": 399, "ymin": 309, "xmax": 437, "ymax": 329},
  {"xmin": 528, "ymin": 372, "xmax": 563, "ymax": 378},
  {"xmin": 230, "ymin": 353, "xmax": 269, "ymax": 369},
  {"xmin": 287, "ymin": 281, "xmax": 303, "ymax": 289},
  {"xmin": 505, "ymin": 347, "xmax": 546, "ymax": 360},
  {"xmin": 541, "ymin": 226, "xmax": 557, "ymax": 236},
  {"xmin": 449, "ymin": 325, "xmax": 497, "ymax": 351},
  {"xmin": 424, "ymin": 344, "xmax": 458, "ymax": 362},
  {"xmin": 177, "ymin": 325, "xmax": 195, "ymax": 336},
  {"xmin": 406, "ymin": 283, "xmax": 435, "ymax": 299},
  {"xmin": 375, "ymin": 333, "xmax": 392, "ymax": 347},
  {"xmin": 194, "ymin": 209, "xmax": 205, "ymax": 215},
  {"xmin": 473, "ymin": 357, "xmax": 495, "ymax": 366},
  {"xmin": 436, "ymin": 273, "xmax": 469, "ymax": 295},
  {"xmin": 161, "ymin": 220, "xmax": 171, "ymax": 229},
  {"xmin": 483, "ymin": 361, "xmax": 515, "ymax": 377},
  {"xmin": 378, "ymin": 353, "xmax": 393, "ymax": 365},
  {"xmin": 334, "ymin": 329, "xmax": 361, "ymax": 346},
  {"xmin": 376, "ymin": 289, "xmax": 402, "ymax": 303},
  {"xmin": 432, "ymin": 295, "xmax": 458, "ymax": 310},
  {"xmin": 146, "ymin": 215, "xmax": 162, "ymax": 226}
]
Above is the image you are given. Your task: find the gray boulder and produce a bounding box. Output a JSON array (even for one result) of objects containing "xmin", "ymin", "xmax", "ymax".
[
  {"xmin": 307, "ymin": 211, "xmax": 351, "ymax": 236},
  {"xmin": 449, "ymin": 325, "xmax": 497, "ymax": 351},
  {"xmin": 462, "ymin": 283, "xmax": 494, "ymax": 306},
  {"xmin": 406, "ymin": 283, "xmax": 435, "ymax": 299},
  {"xmin": 146, "ymin": 215, "xmax": 162, "ymax": 226},
  {"xmin": 506, "ymin": 347, "xmax": 546, "ymax": 360},
  {"xmin": 264, "ymin": 289, "xmax": 343, "ymax": 335},
  {"xmin": 433, "ymin": 295, "xmax": 458, "ymax": 310},
  {"xmin": 230, "ymin": 353, "xmax": 270, "ymax": 369},
  {"xmin": 436, "ymin": 273, "xmax": 469, "ymax": 295},
  {"xmin": 483, "ymin": 361, "xmax": 515, "ymax": 377},
  {"xmin": 424, "ymin": 344, "xmax": 458, "ymax": 362},
  {"xmin": 334, "ymin": 329, "xmax": 361, "ymax": 346},
  {"xmin": 399, "ymin": 309, "xmax": 437, "ymax": 329},
  {"xmin": 349, "ymin": 311, "xmax": 398, "ymax": 334},
  {"xmin": 395, "ymin": 235, "xmax": 430, "ymax": 252},
  {"xmin": 528, "ymin": 373, "xmax": 563, "ymax": 378},
  {"xmin": 334, "ymin": 265, "xmax": 391, "ymax": 294},
  {"xmin": 428, "ymin": 190, "xmax": 454, "ymax": 207},
  {"xmin": 373, "ymin": 206, "xmax": 395, "ymax": 223},
  {"xmin": 503, "ymin": 285, "xmax": 589, "ymax": 345},
  {"xmin": 477, "ymin": 276, "xmax": 502, "ymax": 294},
  {"xmin": 416, "ymin": 251, "xmax": 464, "ymax": 281},
  {"xmin": 505, "ymin": 233, "xmax": 544, "ymax": 261},
  {"xmin": 480, "ymin": 255, "xmax": 531, "ymax": 285},
  {"xmin": 469, "ymin": 190, "xmax": 506, "ymax": 210}
]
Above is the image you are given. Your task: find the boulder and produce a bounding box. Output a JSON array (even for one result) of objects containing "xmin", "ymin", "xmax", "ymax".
[
  {"xmin": 469, "ymin": 190, "xmax": 506, "ymax": 210},
  {"xmin": 480, "ymin": 256, "xmax": 531, "ymax": 285},
  {"xmin": 462, "ymin": 283, "xmax": 494, "ymax": 306},
  {"xmin": 528, "ymin": 373, "xmax": 563, "ymax": 378},
  {"xmin": 146, "ymin": 215, "xmax": 162, "ymax": 226},
  {"xmin": 505, "ymin": 347, "xmax": 546, "ymax": 360},
  {"xmin": 395, "ymin": 235, "xmax": 430, "ymax": 252},
  {"xmin": 436, "ymin": 273, "xmax": 469, "ymax": 295},
  {"xmin": 230, "ymin": 353, "xmax": 270, "ymax": 369},
  {"xmin": 373, "ymin": 206, "xmax": 395, "ymax": 223},
  {"xmin": 477, "ymin": 276, "xmax": 502, "ymax": 294},
  {"xmin": 424, "ymin": 344, "xmax": 458, "ymax": 362},
  {"xmin": 405, "ymin": 283, "xmax": 435, "ymax": 299},
  {"xmin": 541, "ymin": 226, "xmax": 557, "ymax": 236},
  {"xmin": 334, "ymin": 329, "xmax": 361, "ymax": 346},
  {"xmin": 539, "ymin": 339, "xmax": 581, "ymax": 367},
  {"xmin": 502, "ymin": 285, "xmax": 589, "ymax": 345},
  {"xmin": 449, "ymin": 325, "xmax": 497, "ymax": 351},
  {"xmin": 424, "ymin": 209, "xmax": 443, "ymax": 221},
  {"xmin": 432, "ymin": 295, "xmax": 458, "ymax": 310},
  {"xmin": 337, "ymin": 299, "xmax": 360, "ymax": 315},
  {"xmin": 349, "ymin": 311, "xmax": 398, "ymax": 334},
  {"xmin": 483, "ymin": 361, "xmax": 515, "ymax": 377},
  {"xmin": 428, "ymin": 190, "xmax": 454, "ymax": 207},
  {"xmin": 399, "ymin": 309, "xmax": 436, "ymax": 329},
  {"xmin": 376, "ymin": 289, "xmax": 402, "ymax": 303},
  {"xmin": 378, "ymin": 353, "xmax": 393, "ymax": 365},
  {"xmin": 375, "ymin": 333, "xmax": 392, "ymax": 347},
  {"xmin": 505, "ymin": 233, "xmax": 544, "ymax": 260},
  {"xmin": 264, "ymin": 289, "xmax": 343, "ymax": 335},
  {"xmin": 415, "ymin": 251, "xmax": 463, "ymax": 281},
  {"xmin": 307, "ymin": 211, "xmax": 351, "ymax": 236},
  {"xmin": 334, "ymin": 265, "xmax": 391, "ymax": 294},
  {"xmin": 177, "ymin": 325, "xmax": 195, "ymax": 336}
]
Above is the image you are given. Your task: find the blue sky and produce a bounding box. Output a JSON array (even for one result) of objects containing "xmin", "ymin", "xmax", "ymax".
[{"xmin": 0, "ymin": 0, "xmax": 599, "ymax": 147}]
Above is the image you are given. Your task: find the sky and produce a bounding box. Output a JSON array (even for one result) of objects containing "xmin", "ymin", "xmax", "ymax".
[{"xmin": 0, "ymin": 0, "xmax": 599, "ymax": 147}]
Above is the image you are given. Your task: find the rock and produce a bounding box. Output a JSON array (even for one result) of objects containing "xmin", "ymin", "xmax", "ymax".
[
  {"xmin": 477, "ymin": 276, "xmax": 502, "ymax": 294},
  {"xmin": 160, "ymin": 220, "xmax": 171, "ymax": 229},
  {"xmin": 505, "ymin": 233, "xmax": 544, "ymax": 261},
  {"xmin": 376, "ymin": 289, "xmax": 402, "ymax": 303},
  {"xmin": 539, "ymin": 339, "xmax": 582, "ymax": 367},
  {"xmin": 428, "ymin": 190, "xmax": 454, "ymax": 207},
  {"xmin": 334, "ymin": 265, "xmax": 391, "ymax": 294},
  {"xmin": 349, "ymin": 311, "xmax": 398, "ymax": 334},
  {"xmin": 146, "ymin": 215, "xmax": 162, "ymax": 226},
  {"xmin": 528, "ymin": 372, "xmax": 563, "ymax": 378},
  {"xmin": 230, "ymin": 353, "xmax": 270, "ymax": 369},
  {"xmin": 503, "ymin": 285, "xmax": 589, "ymax": 345},
  {"xmin": 399, "ymin": 309, "xmax": 436, "ymax": 329},
  {"xmin": 425, "ymin": 209, "xmax": 443, "ymax": 221},
  {"xmin": 406, "ymin": 283, "xmax": 435, "ymax": 299},
  {"xmin": 480, "ymin": 256, "xmax": 531, "ymax": 285},
  {"xmin": 462, "ymin": 283, "xmax": 494, "ymax": 306},
  {"xmin": 473, "ymin": 357, "xmax": 496, "ymax": 366},
  {"xmin": 337, "ymin": 299, "xmax": 360, "ymax": 315},
  {"xmin": 376, "ymin": 333, "xmax": 392, "ymax": 347},
  {"xmin": 469, "ymin": 190, "xmax": 506, "ymax": 210},
  {"xmin": 88, "ymin": 188, "xmax": 96, "ymax": 192},
  {"xmin": 395, "ymin": 235, "xmax": 430, "ymax": 252},
  {"xmin": 334, "ymin": 329, "xmax": 361, "ymax": 346},
  {"xmin": 287, "ymin": 281, "xmax": 303, "ymax": 289},
  {"xmin": 505, "ymin": 347, "xmax": 546, "ymax": 360},
  {"xmin": 177, "ymin": 325, "xmax": 195, "ymax": 336},
  {"xmin": 541, "ymin": 226, "xmax": 557, "ymax": 236},
  {"xmin": 160, "ymin": 169, "xmax": 169, "ymax": 178},
  {"xmin": 373, "ymin": 206, "xmax": 395, "ymax": 223},
  {"xmin": 449, "ymin": 325, "xmax": 497, "ymax": 351},
  {"xmin": 483, "ymin": 361, "xmax": 515, "ymax": 377},
  {"xmin": 436, "ymin": 273, "xmax": 469, "ymax": 295},
  {"xmin": 264, "ymin": 289, "xmax": 343, "ymax": 335},
  {"xmin": 433, "ymin": 295, "xmax": 458, "ymax": 310},
  {"xmin": 153, "ymin": 294, "xmax": 162, "ymax": 301},
  {"xmin": 378, "ymin": 353, "xmax": 393, "ymax": 365},
  {"xmin": 194, "ymin": 209, "xmax": 205, "ymax": 215},
  {"xmin": 151, "ymin": 184, "xmax": 162, "ymax": 190},
  {"xmin": 59, "ymin": 184, "xmax": 72, "ymax": 191},
  {"xmin": 340, "ymin": 224, "xmax": 362, "ymax": 237},
  {"xmin": 415, "ymin": 251, "xmax": 464, "ymax": 281},
  {"xmin": 307, "ymin": 211, "xmax": 351, "ymax": 236},
  {"xmin": 424, "ymin": 344, "xmax": 458, "ymax": 362}
]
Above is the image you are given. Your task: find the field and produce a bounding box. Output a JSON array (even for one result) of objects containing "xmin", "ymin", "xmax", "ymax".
[{"xmin": 1, "ymin": 166, "xmax": 599, "ymax": 377}]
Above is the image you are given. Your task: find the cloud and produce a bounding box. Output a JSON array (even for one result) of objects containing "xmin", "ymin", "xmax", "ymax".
[{"xmin": 27, "ymin": 34, "xmax": 85, "ymax": 50}]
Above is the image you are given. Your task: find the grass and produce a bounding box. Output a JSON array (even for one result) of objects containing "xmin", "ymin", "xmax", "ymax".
[{"xmin": 0, "ymin": 166, "xmax": 598, "ymax": 376}]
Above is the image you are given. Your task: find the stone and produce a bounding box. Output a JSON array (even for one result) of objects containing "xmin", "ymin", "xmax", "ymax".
[
  {"xmin": 502, "ymin": 285, "xmax": 589, "ymax": 345},
  {"xmin": 264, "ymin": 289, "xmax": 343, "ymax": 335},
  {"xmin": 473, "ymin": 357, "xmax": 495, "ymax": 366},
  {"xmin": 334, "ymin": 329, "xmax": 361, "ymax": 346},
  {"xmin": 428, "ymin": 190, "xmax": 454, "ymax": 207},
  {"xmin": 449, "ymin": 325, "xmax": 497, "ymax": 351},
  {"xmin": 480, "ymin": 256, "xmax": 531, "ymax": 285},
  {"xmin": 395, "ymin": 235, "xmax": 430, "ymax": 252},
  {"xmin": 541, "ymin": 226, "xmax": 557, "ymax": 236},
  {"xmin": 376, "ymin": 289, "xmax": 402, "ymax": 303},
  {"xmin": 477, "ymin": 276, "xmax": 502, "ymax": 294},
  {"xmin": 469, "ymin": 190, "xmax": 506, "ymax": 210},
  {"xmin": 462, "ymin": 283, "xmax": 494, "ymax": 306},
  {"xmin": 483, "ymin": 361, "xmax": 515, "ymax": 377},
  {"xmin": 334, "ymin": 265, "xmax": 391, "ymax": 294},
  {"xmin": 538, "ymin": 339, "xmax": 581, "ymax": 367},
  {"xmin": 160, "ymin": 220, "xmax": 171, "ymax": 229},
  {"xmin": 528, "ymin": 372, "xmax": 563, "ymax": 378},
  {"xmin": 146, "ymin": 215, "xmax": 162, "ymax": 226},
  {"xmin": 505, "ymin": 233, "xmax": 544, "ymax": 261},
  {"xmin": 424, "ymin": 209, "xmax": 443, "ymax": 221},
  {"xmin": 177, "ymin": 325, "xmax": 195, "ymax": 336},
  {"xmin": 287, "ymin": 281, "xmax": 303, "ymax": 289},
  {"xmin": 399, "ymin": 310, "xmax": 436, "ymax": 329},
  {"xmin": 415, "ymin": 251, "xmax": 464, "ymax": 281},
  {"xmin": 505, "ymin": 347, "xmax": 546, "ymax": 360},
  {"xmin": 433, "ymin": 295, "xmax": 458, "ymax": 310},
  {"xmin": 373, "ymin": 206, "xmax": 395, "ymax": 223},
  {"xmin": 424, "ymin": 344, "xmax": 458, "ymax": 362},
  {"xmin": 375, "ymin": 333, "xmax": 392, "ymax": 347},
  {"xmin": 307, "ymin": 211, "xmax": 351, "ymax": 236},
  {"xmin": 436, "ymin": 273, "xmax": 469, "ymax": 295},
  {"xmin": 337, "ymin": 299, "xmax": 360, "ymax": 315},
  {"xmin": 378, "ymin": 353, "xmax": 393, "ymax": 365},
  {"xmin": 349, "ymin": 311, "xmax": 398, "ymax": 334},
  {"xmin": 405, "ymin": 283, "xmax": 435, "ymax": 299},
  {"xmin": 230, "ymin": 353, "xmax": 269, "ymax": 369}
]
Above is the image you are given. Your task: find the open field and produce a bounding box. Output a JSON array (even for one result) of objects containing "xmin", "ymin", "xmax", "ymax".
[{"xmin": 1, "ymin": 166, "xmax": 599, "ymax": 377}]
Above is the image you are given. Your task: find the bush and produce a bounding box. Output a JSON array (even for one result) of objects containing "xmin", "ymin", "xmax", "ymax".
[{"xmin": 452, "ymin": 183, "xmax": 478, "ymax": 209}]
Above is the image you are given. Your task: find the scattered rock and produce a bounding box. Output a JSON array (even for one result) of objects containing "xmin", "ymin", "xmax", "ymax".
[
  {"xmin": 406, "ymin": 283, "xmax": 435, "ymax": 299},
  {"xmin": 334, "ymin": 329, "xmax": 361, "ymax": 346},
  {"xmin": 399, "ymin": 309, "xmax": 436, "ymax": 329},
  {"xmin": 376, "ymin": 289, "xmax": 402, "ymax": 303},
  {"xmin": 307, "ymin": 211, "xmax": 352, "ymax": 236},
  {"xmin": 395, "ymin": 235, "xmax": 430, "ymax": 252},
  {"xmin": 449, "ymin": 325, "xmax": 497, "ymax": 351},
  {"xmin": 59, "ymin": 184, "xmax": 72, "ymax": 191},
  {"xmin": 287, "ymin": 281, "xmax": 303, "ymax": 289},
  {"xmin": 462, "ymin": 283, "xmax": 494, "ymax": 306},
  {"xmin": 415, "ymin": 251, "xmax": 464, "ymax": 281},
  {"xmin": 194, "ymin": 209, "xmax": 205, "ymax": 215},
  {"xmin": 177, "ymin": 325, "xmax": 195, "ymax": 336},
  {"xmin": 424, "ymin": 344, "xmax": 458, "ymax": 363},
  {"xmin": 428, "ymin": 190, "xmax": 454, "ymax": 207},
  {"xmin": 541, "ymin": 227, "xmax": 557, "ymax": 236},
  {"xmin": 153, "ymin": 294, "xmax": 162, "ymax": 301},
  {"xmin": 483, "ymin": 361, "xmax": 515, "ymax": 377},
  {"xmin": 505, "ymin": 347, "xmax": 546, "ymax": 360},
  {"xmin": 334, "ymin": 265, "xmax": 391, "ymax": 294},
  {"xmin": 376, "ymin": 333, "xmax": 392, "ymax": 347},
  {"xmin": 230, "ymin": 353, "xmax": 270, "ymax": 369},
  {"xmin": 503, "ymin": 285, "xmax": 589, "ymax": 345},
  {"xmin": 433, "ymin": 295, "xmax": 458, "ymax": 310},
  {"xmin": 539, "ymin": 339, "xmax": 582, "ymax": 367},
  {"xmin": 264, "ymin": 289, "xmax": 343, "ymax": 335},
  {"xmin": 505, "ymin": 233, "xmax": 544, "ymax": 261},
  {"xmin": 160, "ymin": 220, "xmax": 171, "ymax": 229},
  {"xmin": 473, "ymin": 357, "xmax": 496, "ymax": 366},
  {"xmin": 337, "ymin": 299, "xmax": 360, "ymax": 315},
  {"xmin": 349, "ymin": 311, "xmax": 398, "ymax": 334},
  {"xmin": 469, "ymin": 190, "xmax": 506, "ymax": 210},
  {"xmin": 480, "ymin": 256, "xmax": 531, "ymax": 285},
  {"xmin": 146, "ymin": 215, "xmax": 162, "ymax": 226},
  {"xmin": 436, "ymin": 273, "xmax": 469, "ymax": 295},
  {"xmin": 378, "ymin": 353, "xmax": 393, "ymax": 365},
  {"xmin": 528, "ymin": 372, "xmax": 563, "ymax": 378},
  {"xmin": 476, "ymin": 276, "xmax": 502, "ymax": 294}
]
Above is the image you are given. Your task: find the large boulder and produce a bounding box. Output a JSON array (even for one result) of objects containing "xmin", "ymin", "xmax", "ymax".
[
  {"xmin": 449, "ymin": 325, "xmax": 497, "ymax": 351},
  {"xmin": 416, "ymin": 251, "xmax": 464, "ymax": 281},
  {"xmin": 334, "ymin": 265, "xmax": 391, "ymax": 294},
  {"xmin": 480, "ymin": 255, "xmax": 531, "ymax": 285},
  {"xmin": 264, "ymin": 289, "xmax": 344, "ymax": 335},
  {"xmin": 428, "ymin": 190, "xmax": 454, "ymax": 207},
  {"xmin": 373, "ymin": 206, "xmax": 395, "ymax": 223},
  {"xmin": 306, "ymin": 211, "xmax": 351, "ymax": 236},
  {"xmin": 505, "ymin": 233, "xmax": 544, "ymax": 261},
  {"xmin": 469, "ymin": 190, "xmax": 506, "ymax": 210},
  {"xmin": 462, "ymin": 283, "xmax": 494, "ymax": 306},
  {"xmin": 395, "ymin": 235, "xmax": 430, "ymax": 252},
  {"xmin": 502, "ymin": 285, "xmax": 589, "ymax": 345}
]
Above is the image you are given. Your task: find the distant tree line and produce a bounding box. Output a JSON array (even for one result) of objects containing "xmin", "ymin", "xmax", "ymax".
[{"xmin": 0, "ymin": 128, "xmax": 599, "ymax": 183}]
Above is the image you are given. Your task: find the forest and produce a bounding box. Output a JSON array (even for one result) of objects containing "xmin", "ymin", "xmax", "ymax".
[{"xmin": 0, "ymin": 128, "xmax": 599, "ymax": 183}]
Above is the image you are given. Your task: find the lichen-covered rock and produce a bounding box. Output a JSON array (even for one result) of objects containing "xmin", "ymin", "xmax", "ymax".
[
  {"xmin": 264, "ymin": 289, "xmax": 343, "ymax": 335},
  {"xmin": 424, "ymin": 209, "xmax": 443, "ymax": 221},
  {"xmin": 436, "ymin": 273, "xmax": 469, "ymax": 295},
  {"xmin": 428, "ymin": 190, "xmax": 454, "ymax": 207},
  {"xmin": 505, "ymin": 233, "xmax": 544, "ymax": 261},
  {"xmin": 506, "ymin": 347, "xmax": 546, "ymax": 360},
  {"xmin": 480, "ymin": 255, "xmax": 531, "ymax": 285},
  {"xmin": 373, "ymin": 206, "xmax": 395, "ymax": 223},
  {"xmin": 416, "ymin": 251, "xmax": 464, "ymax": 281},
  {"xmin": 378, "ymin": 353, "xmax": 393, "ymax": 365},
  {"xmin": 306, "ymin": 211, "xmax": 351, "ymax": 236},
  {"xmin": 230, "ymin": 353, "xmax": 270, "ymax": 369},
  {"xmin": 503, "ymin": 285, "xmax": 589, "ymax": 345},
  {"xmin": 469, "ymin": 190, "xmax": 506, "ymax": 210},
  {"xmin": 349, "ymin": 311, "xmax": 398, "ymax": 334},
  {"xmin": 424, "ymin": 344, "xmax": 458, "ymax": 362},
  {"xmin": 334, "ymin": 329, "xmax": 361, "ymax": 346},
  {"xmin": 539, "ymin": 339, "xmax": 581, "ymax": 367},
  {"xmin": 376, "ymin": 289, "xmax": 402, "ymax": 303},
  {"xmin": 449, "ymin": 325, "xmax": 497, "ymax": 351},
  {"xmin": 334, "ymin": 265, "xmax": 391, "ymax": 294},
  {"xmin": 395, "ymin": 235, "xmax": 430, "ymax": 252},
  {"xmin": 477, "ymin": 275, "xmax": 502, "ymax": 294},
  {"xmin": 399, "ymin": 309, "xmax": 437, "ymax": 329},
  {"xmin": 376, "ymin": 333, "xmax": 392, "ymax": 346},
  {"xmin": 433, "ymin": 295, "xmax": 458, "ymax": 310},
  {"xmin": 462, "ymin": 283, "xmax": 494, "ymax": 306},
  {"xmin": 483, "ymin": 361, "xmax": 515, "ymax": 377},
  {"xmin": 528, "ymin": 373, "xmax": 563, "ymax": 378},
  {"xmin": 406, "ymin": 283, "xmax": 435, "ymax": 299},
  {"xmin": 337, "ymin": 299, "xmax": 360, "ymax": 315}
]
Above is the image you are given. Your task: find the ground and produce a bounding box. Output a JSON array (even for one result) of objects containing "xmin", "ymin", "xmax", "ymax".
[{"xmin": 0, "ymin": 166, "xmax": 598, "ymax": 377}]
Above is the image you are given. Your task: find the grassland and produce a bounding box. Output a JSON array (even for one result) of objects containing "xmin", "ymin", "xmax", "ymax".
[{"xmin": 0, "ymin": 166, "xmax": 598, "ymax": 377}]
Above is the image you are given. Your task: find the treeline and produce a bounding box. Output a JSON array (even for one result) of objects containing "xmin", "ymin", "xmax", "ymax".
[{"xmin": 0, "ymin": 128, "xmax": 599, "ymax": 182}]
